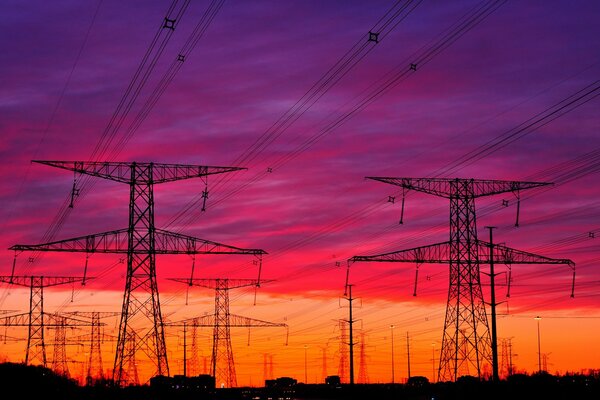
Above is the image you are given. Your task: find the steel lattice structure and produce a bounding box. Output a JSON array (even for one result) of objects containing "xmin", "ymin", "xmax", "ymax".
[
  {"xmin": 168, "ymin": 278, "xmax": 286, "ymax": 388},
  {"xmin": 349, "ymin": 177, "xmax": 575, "ymax": 382},
  {"xmin": 67, "ymin": 311, "xmax": 120, "ymax": 384},
  {"xmin": 10, "ymin": 161, "xmax": 266, "ymax": 386},
  {"xmin": 0, "ymin": 275, "xmax": 93, "ymax": 367},
  {"xmin": 50, "ymin": 315, "xmax": 70, "ymax": 378}
]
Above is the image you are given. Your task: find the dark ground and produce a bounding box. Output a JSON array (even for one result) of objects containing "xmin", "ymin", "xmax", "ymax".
[{"xmin": 1, "ymin": 362, "xmax": 599, "ymax": 400}]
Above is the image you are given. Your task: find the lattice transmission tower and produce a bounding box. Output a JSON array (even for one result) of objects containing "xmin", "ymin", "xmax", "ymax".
[
  {"xmin": 337, "ymin": 319, "xmax": 348, "ymax": 383},
  {"xmin": 67, "ymin": 311, "xmax": 120, "ymax": 384},
  {"xmin": 9, "ymin": 161, "xmax": 266, "ymax": 385},
  {"xmin": 350, "ymin": 177, "xmax": 575, "ymax": 382},
  {"xmin": 168, "ymin": 278, "xmax": 287, "ymax": 388},
  {"xmin": 357, "ymin": 331, "xmax": 369, "ymax": 384},
  {"xmin": 0, "ymin": 275, "xmax": 94, "ymax": 367}
]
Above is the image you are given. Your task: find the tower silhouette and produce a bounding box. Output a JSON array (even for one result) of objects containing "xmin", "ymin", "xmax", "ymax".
[
  {"xmin": 350, "ymin": 177, "xmax": 575, "ymax": 381},
  {"xmin": 0, "ymin": 275, "xmax": 93, "ymax": 367},
  {"xmin": 337, "ymin": 320, "xmax": 348, "ymax": 383},
  {"xmin": 9, "ymin": 161, "xmax": 266, "ymax": 385},
  {"xmin": 67, "ymin": 311, "xmax": 120, "ymax": 384},
  {"xmin": 358, "ymin": 331, "xmax": 368, "ymax": 383},
  {"xmin": 168, "ymin": 278, "xmax": 287, "ymax": 388}
]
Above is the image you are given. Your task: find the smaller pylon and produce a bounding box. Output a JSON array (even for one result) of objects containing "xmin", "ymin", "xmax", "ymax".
[
  {"xmin": 167, "ymin": 278, "xmax": 287, "ymax": 388},
  {"xmin": 320, "ymin": 346, "xmax": 328, "ymax": 382},
  {"xmin": 338, "ymin": 320, "xmax": 348, "ymax": 383},
  {"xmin": 50, "ymin": 315, "xmax": 70, "ymax": 378},
  {"xmin": 66, "ymin": 311, "xmax": 120, "ymax": 385},
  {"xmin": 358, "ymin": 332, "xmax": 368, "ymax": 383},
  {"xmin": 0, "ymin": 275, "xmax": 91, "ymax": 367},
  {"xmin": 125, "ymin": 332, "xmax": 139, "ymax": 386},
  {"xmin": 189, "ymin": 317, "xmax": 201, "ymax": 377}
]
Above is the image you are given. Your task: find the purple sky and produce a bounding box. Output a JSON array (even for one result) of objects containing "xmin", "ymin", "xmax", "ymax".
[{"xmin": 0, "ymin": 0, "xmax": 599, "ymax": 379}]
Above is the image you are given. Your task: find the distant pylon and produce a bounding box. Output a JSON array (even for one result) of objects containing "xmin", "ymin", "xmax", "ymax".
[
  {"xmin": 89, "ymin": 313, "xmax": 103, "ymax": 382},
  {"xmin": 263, "ymin": 354, "xmax": 268, "ymax": 382},
  {"xmin": 350, "ymin": 177, "xmax": 575, "ymax": 382},
  {"xmin": 203, "ymin": 356, "xmax": 209, "ymax": 375},
  {"xmin": 0, "ymin": 275, "xmax": 90, "ymax": 367},
  {"xmin": 167, "ymin": 278, "xmax": 286, "ymax": 388},
  {"xmin": 125, "ymin": 331, "xmax": 139, "ymax": 386},
  {"xmin": 10, "ymin": 161, "xmax": 266, "ymax": 385},
  {"xmin": 320, "ymin": 346, "xmax": 328, "ymax": 382},
  {"xmin": 338, "ymin": 320, "xmax": 348, "ymax": 383},
  {"xmin": 499, "ymin": 338, "xmax": 514, "ymax": 379},
  {"xmin": 457, "ymin": 329, "xmax": 470, "ymax": 378},
  {"xmin": 358, "ymin": 332, "xmax": 368, "ymax": 383},
  {"xmin": 189, "ymin": 318, "xmax": 200, "ymax": 376},
  {"xmin": 51, "ymin": 315, "xmax": 70, "ymax": 378},
  {"xmin": 269, "ymin": 354, "xmax": 274, "ymax": 380},
  {"xmin": 66, "ymin": 311, "xmax": 120, "ymax": 385}
]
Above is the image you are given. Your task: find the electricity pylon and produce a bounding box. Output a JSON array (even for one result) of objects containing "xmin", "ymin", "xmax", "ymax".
[
  {"xmin": 0, "ymin": 275, "xmax": 93, "ymax": 367},
  {"xmin": 349, "ymin": 177, "xmax": 575, "ymax": 382},
  {"xmin": 9, "ymin": 161, "xmax": 266, "ymax": 385},
  {"xmin": 357, "ymin": 331, "xmax": 369, "ymax": 384},
  {"xmin": 49, "ymin": 315, "xmax": 71, "ymax": 378},
  {"xmin": 67, "ymin": 311, "xmax": 120, "ymax": 384},
  {"xmin": 338, "ymin": 319, "xmax": 348, "ymax": 383},
  {"xmin": 168, "ymin": 278, "xmax": 287, "ymax": 388}
]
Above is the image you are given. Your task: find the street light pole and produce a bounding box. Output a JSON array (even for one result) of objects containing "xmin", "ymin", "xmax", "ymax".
[
  {"xmin": 535, "ymin": 316, "xmax": 542, "ymax": 373},
  {"xmin": 432, "ymin": 343, "xmax": 436, "ymax": 383},
  {"xmin": 390, "ymin": 325, "xmax": 395, "ymax": 384},
  {"xmin": 304, "ymin": 345, "xmax": 308, "ymax": 383}
]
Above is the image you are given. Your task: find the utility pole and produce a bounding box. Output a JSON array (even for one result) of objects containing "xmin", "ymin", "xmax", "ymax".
[
  {"xmin": 344, "ymin": 284, "xmax": 356, "ymax": 385},
  {"xmin": 508, "ymin": 338, "xmax": 514, "ymax": 376},
  {"xmin": 390, "ymin": 324, "xmax": 395, "ymax": 383},
  {"xmin": 183, "ymin": 322, "xmax": 187, "ymax": 377},
  {"xmin": 406, "ymin": 331, "xmax": 411, "ymax": 380},
  {"xmin": 486, "ymin": 226, "xmax": 499, "ymax": 382},
  {"xmin": 349, "ymin": 177, "xmax": 575, "ymax": 381},
  {"xmin": 304, "ymin": 345, "xmax": 308, "ymax": 384},
  {"xmin": 535, "ymin": 316, "xmax": 542, "ymax": 373},
  {"xmin": 432, "ymin": 343, "xmax": 436, "ymax": 383},
  {"xmin": 11, "ymin": 161, "xmax": 266, "ymax": 385}
]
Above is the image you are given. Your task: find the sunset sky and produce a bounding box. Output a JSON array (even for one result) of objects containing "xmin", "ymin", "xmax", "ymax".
[{"xmin": 0, "ymin": 0, "xmax": 599, "ymax": 386}]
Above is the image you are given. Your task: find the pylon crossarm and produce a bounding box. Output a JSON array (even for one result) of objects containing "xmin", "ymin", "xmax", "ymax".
[
  {"xmin": 365, "ymin": 177, "xmax": 551, "ymax": 198},
  {"xmin": 68, "ymin": 332, "xmax": 118, "ymax": 342},
  {"xmin": 33, "ymin": 160, "xmax": 246, "ymax": 184},
  {"xmin": 228, "ymin": 313, "xmax": 287, "ymax": 328},
  {"xmin": 155, "ymin": 229, "xmax": 267, "ymax": 255},
  {"xmin": 0, "ymin": 276, "xmax": 86, "ymax": 287},
  {"xmin": 65, "ymin": 311, "xmax": 121, "ymax": 319},
  {"xmin": 0, "ymin": 334, "xmax": 22, "ymax": 342},
  {"xmin": 9, "ymin": 229, "xmax": 129, "ymax": 253},
  {"xmin": 9, "ymin": 227, "xmax": 265, "ymax": 256},
  {"xmin": 477, "ymin": 240, "xmax": 575, "ymax": 266},
  {"xmin": 165, "ymin": 313, "xmax": 286, "ymax": 328},
  {"xmin": 168, "ymin": 278, "xmax": 271, "ymax": 290},
  {"xmin": 350, "ymin": 241, "xmax": 451, "ymax": 263},
  {"xmin": 0, "ymin": 312, "xmax": 96, "ymax": 326},
  {"xmin": 165, "ymin": 314, "xmax": 215, "ymax": 327}
]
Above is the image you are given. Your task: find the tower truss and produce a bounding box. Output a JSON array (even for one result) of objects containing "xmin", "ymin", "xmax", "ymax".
[
  {"xmin": 0, "ymin": 275, "xmax": 93, "ymax": 367},
  {"xmin": 167, "ymin": 278, "xmax": 287, "ymax": 388},
  {"xmin": 349, "ymin": 177, "xmax": 575, "ymax": 381},
  {"xmin": 10, "ymin": 161, "xmax": 266, "ymax": 385}
]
